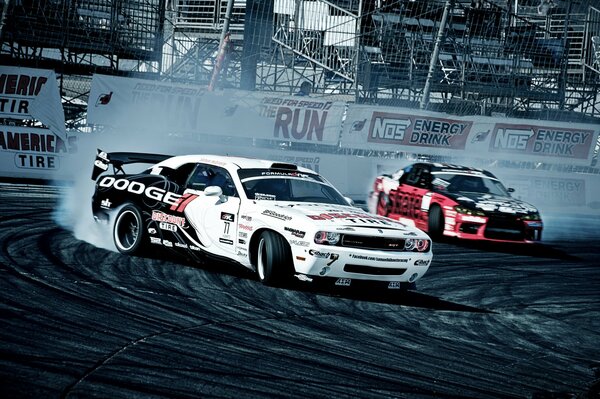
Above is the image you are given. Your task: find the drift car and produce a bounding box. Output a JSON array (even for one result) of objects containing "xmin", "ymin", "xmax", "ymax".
[
  {"xmin": 368, "ymin": 162, "xmax": 543, "ymax": 243},
  {"xmin": 91, "ymin": 150, "xmax": 432, "ymax": 288}
]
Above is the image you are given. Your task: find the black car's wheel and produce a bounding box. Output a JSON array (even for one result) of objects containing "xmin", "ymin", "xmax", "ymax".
[
  {"xmin": 376, "ymin": 192, "xmax": 390, "ymax": 216},
  {"xmin": 428, "ymin": 205, "xmax": 445, "ymax": 240},
  {"xmin": 256, "ymin": 230, "xmax": 293, "ymax": 286},
  {"xmin": 113, "ymin": 204, "xmax": 145, "ymax": 255}
]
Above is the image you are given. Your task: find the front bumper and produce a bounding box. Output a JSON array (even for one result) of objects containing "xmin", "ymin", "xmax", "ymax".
[
  {"xmin": 291, "ymin": 246, "xmax": 432, "ymax": 283},
  {"xmin": 445, "ymin": 212, "xmax": 543, "ymax": 243}
]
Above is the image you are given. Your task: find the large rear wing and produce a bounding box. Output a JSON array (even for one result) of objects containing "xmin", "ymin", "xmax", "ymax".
[{"xmin": 91, "ymin": 149, "xmax": 173, "ymax": 180}]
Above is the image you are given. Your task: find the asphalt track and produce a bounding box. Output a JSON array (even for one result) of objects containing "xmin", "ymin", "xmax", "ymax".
[{"xmin": 1, "ymin": 183, "xmax": 599, "ymax": 399}]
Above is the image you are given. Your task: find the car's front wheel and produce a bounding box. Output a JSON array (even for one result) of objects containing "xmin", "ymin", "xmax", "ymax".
[
  {"xmin": 256, "ymin": 230, "xmax": 293, "ymax": 286},
  {"xmin": 113, "ymin": 204, "xmax": 145, "ymax": 255}
]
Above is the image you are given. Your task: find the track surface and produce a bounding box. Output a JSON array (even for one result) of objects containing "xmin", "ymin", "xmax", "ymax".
[{"xmin": 1, "ymin": 183, "xmax": 599, "ymax": 398}]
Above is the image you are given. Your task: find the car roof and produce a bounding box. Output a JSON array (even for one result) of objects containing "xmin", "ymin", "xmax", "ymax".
[
  {"xmin": 413, "ymin": 162, "xmax": 496, "ymax": 178},
  {"xmin": 155, "ymin": 154, "xmax": 315, "ymax": 174}
]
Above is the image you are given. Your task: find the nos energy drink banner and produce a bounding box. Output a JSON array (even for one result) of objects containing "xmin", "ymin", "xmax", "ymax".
[{"xmin": 340, "ymin": 104, "xmax": 599, "ymax": 166}]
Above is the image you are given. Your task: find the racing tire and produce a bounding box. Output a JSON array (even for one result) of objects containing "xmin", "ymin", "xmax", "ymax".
[
  {"xmin": 428, "ymin": 205, "xmax": 444, "ymax": 240},
  {"xmin": 376, "ymin": 192, "xmax": 389, "ymax": 216},
  {"xmin": 113, "ymin": 204, "xmax": 145, "ymax": 255},
  {"xmin": 256, "ymin": 230, "xmax": 293, "ymax": 286}
]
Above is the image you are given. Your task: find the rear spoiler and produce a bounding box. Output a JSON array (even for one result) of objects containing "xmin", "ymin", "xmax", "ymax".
[{"xmin": 91, "ymin": 149, "xmax": 173, "ymax": 180}]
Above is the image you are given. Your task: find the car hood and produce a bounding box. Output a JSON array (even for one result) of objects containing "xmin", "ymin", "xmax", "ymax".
[
  {"xmin": 447, "ymin": 192, "xmax": 539, "ymax": 214},
  {"xmin": 258, "ymin": 202, "xmax": 425, "ymax": 235}
]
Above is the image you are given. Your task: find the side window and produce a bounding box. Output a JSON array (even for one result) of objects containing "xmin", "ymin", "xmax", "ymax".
[
  {"xmin": 405, "ymin": 167, "xmax": 422, "ymax": 187},
  {"xmin": 187, "ymin": 164, "xmax": 237, "ymax": 197},
  {"xmin": 416, "ymin": 169, "xmax": 431, "ymax": 189}
]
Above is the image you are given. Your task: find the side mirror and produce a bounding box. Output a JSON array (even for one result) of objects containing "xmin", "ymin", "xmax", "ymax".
[
  {"xmin": 507, "ymin": 187, "xmax": 515, "ymax": 193},
  {"xmin": 205, "ymin": 186, "xmax": 227, "ymax": 203},
  {"xmin": 205, "ymin": 185, "xmax": 223, "ymax": 197}
]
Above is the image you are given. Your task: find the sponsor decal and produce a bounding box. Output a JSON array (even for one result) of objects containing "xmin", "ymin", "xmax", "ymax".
[
  {"xmin": 475, "ymin": 199, "xmax": 537, "ymax": 213},
  {"xmin": 349, "ymin": 254, "xmax": 409, "ymax": 263},
  {"xmin": 190, "ymin": 245, "xmax": 201, "ymax": 251},
  {"xmin": 309, "ymin": 249, "xmax": 339, "ymax": 266},
  {"xmin": 240, "ymin": 214, "xmax": 252, "ymax": 222},
  {"xmin": 238, "ymin": 239, "xmax": 246, "ymax": 245},
  {"xmin": 255, "ymin": 193, "xmax": 276, "ymax": 201},
  {"xmin": 100, "ymin": 198, "xmax": 112, "ymax": 209},
  {"xmin": 239, "ymin": 224, "xmax": 253, "ymax": 231},
  {"xmin": 307, "ymin": 212, "xmax": 397, "ymax": 226},
  {"xmin": 336, "ymin": 227, "xmax": 355, "ymax": 231},
  {"xmin": 261, "ymin": 171, "xmax": 310, "ymax": 178},
  {"xmin": 238, "ymin": 231, "xmax": 248, "ymax": 238},
  {"xmin": 388, "ymin": 281, "xmax": 401, "ymax": 289},
  {"xmin": 221, "ymin": 212, "xmax": 235, "ymax": 222},
  {"xmin": 174, "ymin": 242, "xmax": 188, "ymax": 249},
  {"xmin": 335, "ymin": 278, "xmax": 351, "ymax": 286},
  {"xmin": 162, "ymin": 240, "xmax": 173, "ymax": 247},
  {"xmin": 367, "ymin": 112, "xmax": 471, "ymax": 149},
  {"xmin": 159, "ymin": 222, "xmax": 178, "ymax": 232},
  {"xmin": 284, "ymin": 226, "xmax": 305, "ymax": 238},
  {"xmin": 152, "ymin": 211, "xmax": 186, "ymax": 227},
  {"xmin": 490, "ymin": 124, "xmax": 594, "ymax": 159},
  {"xmin": 99, "ymin": 177, "xmax": 184, "ymax": 207},
  {"xmin": 148, "ymin": 228, "xmax": 157, "ymax": 234},
  {"xmin": 150, "ymin": 237, "xmax": 162, "ymax": 244},
  {"xmin": 289, "ymin": 239, "xmax": 310, "ymax": 247},
  {"xmin": 219, "ymin": 238, "xmax": 234, "ymax": 245},
  {"xmin": 237, "ymin": 250, "xmax": 248, "ymax": 257},
  {"xmin": 414, "ymin": 259, "xmax": 430, "ymax": 266},
  {"xmin": 262, "ymin": 209, "xmax": 292, "ymax": 221}
]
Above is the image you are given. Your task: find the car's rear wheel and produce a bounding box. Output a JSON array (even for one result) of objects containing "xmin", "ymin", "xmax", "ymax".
[
  {"xmin": 377, "ymin": 192, "xmax": 390, "ymax": 216},
  {"xmin": 427, "ymin": 205, "xmax": 444, "ymax": 240},
  {"xmin": 113, "ymin": 204, "xmax": 145, "ymax": 255},
  {"xmin": 256, "ymin": 230, "xmax": 293, "ymax": 286}
]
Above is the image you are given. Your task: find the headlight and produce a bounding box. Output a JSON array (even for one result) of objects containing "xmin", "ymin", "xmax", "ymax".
[
  {"xmin": 454, "ymin": 205, "xmax": 485, "ymax": 216},
  {"xmin": 314, "ymin": 231, "xmax": 341, "ymax": 245},
  {"xmin": 405, "ymin": 238, "xmax": 430, "ymax": 252},
  {"xmin": 522, "ymin": 213, "xmax": 541, "ymax": 221}
]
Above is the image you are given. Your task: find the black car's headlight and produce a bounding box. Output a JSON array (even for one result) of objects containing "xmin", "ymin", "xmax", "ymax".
[
  {"xmin": 454, "ymin": 205, "xmax": 486, "ymax": 216},
  {"xmin": 314, "ymin": 231, "xmax": 341, "ymax": 245},
  {"xmin": 522, "ymin": 212, "xmax": 541, "ymax": 221}
]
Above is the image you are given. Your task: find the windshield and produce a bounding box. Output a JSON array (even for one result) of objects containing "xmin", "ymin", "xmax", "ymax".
[
  {"xmin": 238, "ymin": 169, "xmax": 348, "ymax": 205},
  {"xmin": 432, "ymin": 172, "xmax": 509, "ymax": 196}
]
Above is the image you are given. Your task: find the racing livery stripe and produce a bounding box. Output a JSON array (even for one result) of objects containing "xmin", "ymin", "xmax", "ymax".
[{"xmin": 171, "ymin": 193, "xmax": 198, "ymax": 213}]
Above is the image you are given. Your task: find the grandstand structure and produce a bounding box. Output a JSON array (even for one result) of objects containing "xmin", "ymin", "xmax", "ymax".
[{"xmin": 1, "ymin": 0, "xmax": 599, "ymax": 127}]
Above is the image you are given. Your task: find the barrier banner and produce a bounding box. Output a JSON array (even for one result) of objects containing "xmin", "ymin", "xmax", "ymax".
[
  {"xmin": 87, "ymin": 74, "xmax": 345, "ymax": 145},
  {"xmin": 0, "ymin": 66, "xmax": 66, "ymax": 140},
  {"xmin": 341, "ymin": 104, "xmax": 599, "ymax": 166},
  {"xmin": 341, "ymin": 105, "xmax": 473, "ymax": 154},
  {"xmin": 0, "ymin": 126, "xmax": 77, "ymax": 180},
  {"xmin": 486, "ymin": 123, "xmax": 595, "ymax": 161}
]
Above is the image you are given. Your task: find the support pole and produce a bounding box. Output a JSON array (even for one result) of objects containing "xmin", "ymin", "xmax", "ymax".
[
  {"xmin": 354, "ymin": 0, "xmax": 363, "ymax": 103},
  {"xmin": 209, "ymin": 0, "xmax": 235, "ymax": 91},
  {"xmin": 420, "ymin": 0, "xmax": 453, "ymax": 110}
]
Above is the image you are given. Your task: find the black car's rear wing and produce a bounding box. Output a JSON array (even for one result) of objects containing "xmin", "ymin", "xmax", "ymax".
[{"xmin": 91, "ymin": 149, "xmax": 173, "ymax": 180}]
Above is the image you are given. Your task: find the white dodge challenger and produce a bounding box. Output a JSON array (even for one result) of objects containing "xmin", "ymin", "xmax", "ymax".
[{"xmin": 92, "ymin": 151, "xmax": 433, "ymax": 289}]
